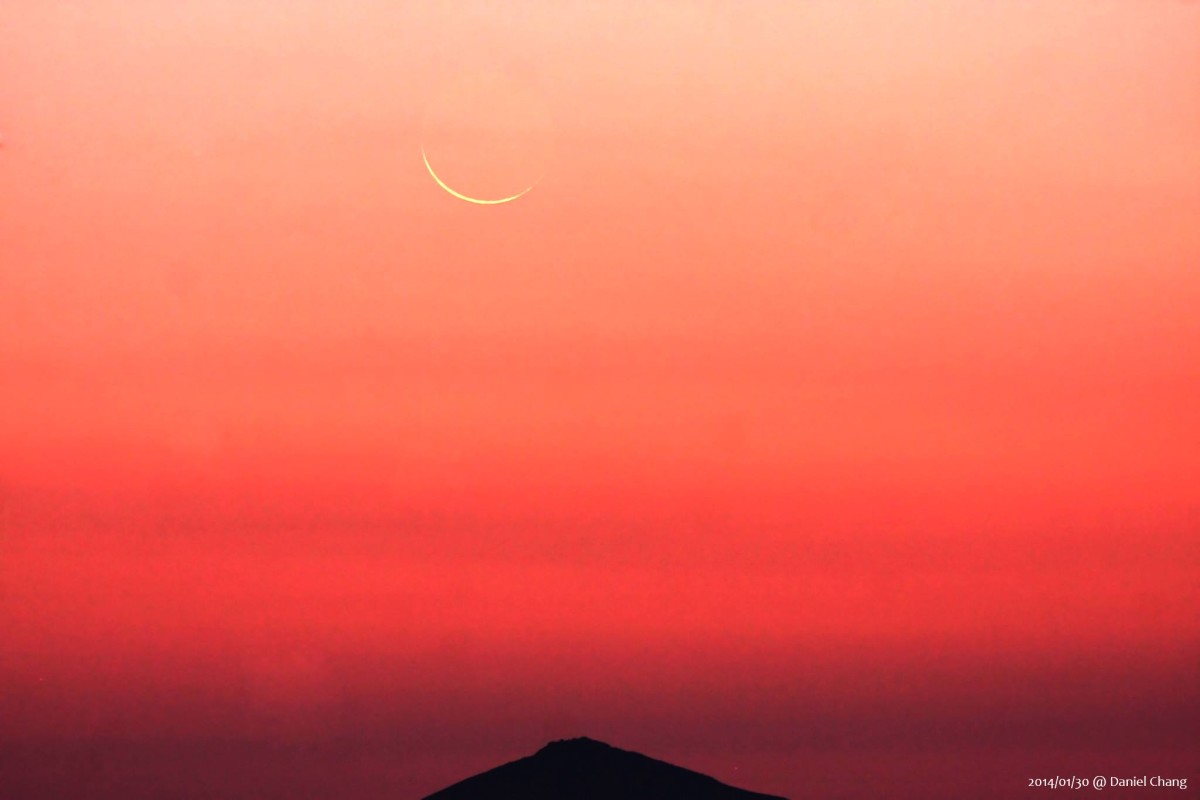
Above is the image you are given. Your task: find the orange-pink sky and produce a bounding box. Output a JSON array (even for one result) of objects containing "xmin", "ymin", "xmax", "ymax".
[{"xmin": 2, "ymin": 2, "xmax": 1198, "ymax": 798}]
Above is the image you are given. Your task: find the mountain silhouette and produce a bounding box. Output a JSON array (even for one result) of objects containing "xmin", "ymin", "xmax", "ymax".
[{"xmin": 421, "ymin": 736, "xmax": 788, "ymax": 800}]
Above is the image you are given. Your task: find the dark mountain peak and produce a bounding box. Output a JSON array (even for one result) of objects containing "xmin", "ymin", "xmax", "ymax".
[
  {"xmin": 536, "ymin": 736, "xmax": 613, "ymax": 755},
  {"xmin": 422, "ymin": 737, "xmax": 788, "ymax": 800}
]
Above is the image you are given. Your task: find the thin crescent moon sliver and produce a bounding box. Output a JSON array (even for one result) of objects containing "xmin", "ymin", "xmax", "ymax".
[{"xmin": 421, "ymin": 147, "xmax": 537, "ymax": 205}]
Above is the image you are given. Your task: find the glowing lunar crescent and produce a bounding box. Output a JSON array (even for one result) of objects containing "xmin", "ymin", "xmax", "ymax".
[{"xmin": 421, "ymin": 146, "xmax": 538, "ymax": 205}]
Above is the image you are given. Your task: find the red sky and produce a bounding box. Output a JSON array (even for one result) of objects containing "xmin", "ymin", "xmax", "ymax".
[{"xmin": 2, "ymin": 2, "xmax": 1198, "ymax": 798}]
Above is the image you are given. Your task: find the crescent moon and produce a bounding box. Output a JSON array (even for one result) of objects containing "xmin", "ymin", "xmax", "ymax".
[{"xmin": 421, "ymin": 147, "xmax": 538, "ymax": 205}]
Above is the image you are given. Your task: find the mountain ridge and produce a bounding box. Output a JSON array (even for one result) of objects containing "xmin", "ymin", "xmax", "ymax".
[{"xmin": 421, "ymin": 736, "xmax": 789, "ymax": 800}]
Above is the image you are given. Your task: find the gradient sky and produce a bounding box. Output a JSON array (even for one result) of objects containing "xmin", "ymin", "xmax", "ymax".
[{"xmin": 2, "ymin": 2, "xmax": 1198, "ymax": 798}]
